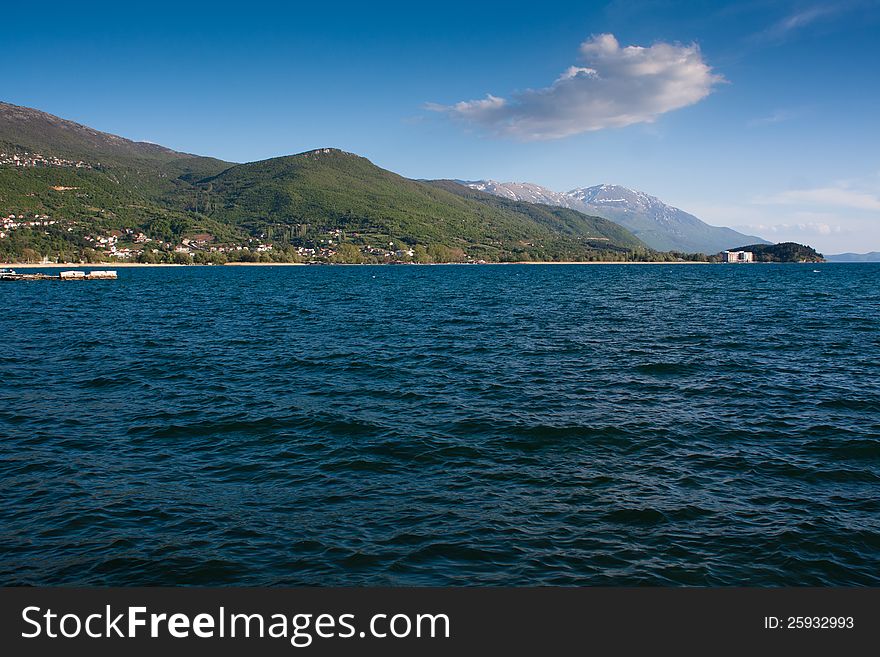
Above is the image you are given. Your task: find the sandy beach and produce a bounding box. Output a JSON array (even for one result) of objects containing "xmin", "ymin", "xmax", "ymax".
[
  {"xmin": 2, "ymin": 261, "xmax": 302, "ymax": 268},
  {"xmin": 1, "ymin": 262, "xmax": 186, "ymax": 268},
  {"xmin": 503, "ymin": 260, "xmax": 713, "ymax": 265}
]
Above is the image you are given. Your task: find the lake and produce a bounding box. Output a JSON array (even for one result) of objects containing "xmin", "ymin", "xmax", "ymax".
[{"xmin": 1, "ymin": 263, "xmax": 878, "ymax": 585}]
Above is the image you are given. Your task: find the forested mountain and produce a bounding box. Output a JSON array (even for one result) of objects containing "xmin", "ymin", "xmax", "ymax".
[{"xmin": 1, "ymin": 102, "xmax": 652, "ymax": 263}]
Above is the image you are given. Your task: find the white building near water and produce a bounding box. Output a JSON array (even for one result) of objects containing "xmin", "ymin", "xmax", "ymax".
[{"xmin": 722, "ymin": 250, "xmax": 754, "ymax": 263}]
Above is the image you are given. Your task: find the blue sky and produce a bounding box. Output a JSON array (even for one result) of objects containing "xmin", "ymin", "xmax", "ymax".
[{"xmin": 3, "ymin": 0, "xmax": 879, "ymax": 252}]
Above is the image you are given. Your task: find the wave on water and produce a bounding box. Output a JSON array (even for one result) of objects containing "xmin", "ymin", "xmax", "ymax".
[{"xmin": 0, "ymin": 263, "xmax": 878, "ymax": 585}]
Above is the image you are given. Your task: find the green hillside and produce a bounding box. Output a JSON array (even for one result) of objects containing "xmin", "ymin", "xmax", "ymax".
[
  {"xmin": 0, "ymin": 101, "xmax": 239, "ymax": 262},
  {"xmin": 0, "ymin": 102, "xmax": 229, "ymax": 174},
  {"xmin": 0, "ymin": 101, "xmax": 655, "ymax": 263},
  {"xmin": 728, "ymin": 242, "xmax": 825, "ymax": 263},
  {"xmin": 197, "ymin": 149, "xmax": 646, "ymax": 262},
  {"xmin": 427, "ymin": 179, "xmax": 643, "ymax": 248}
]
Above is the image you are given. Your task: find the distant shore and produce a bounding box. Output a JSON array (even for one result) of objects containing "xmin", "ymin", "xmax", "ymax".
[
  {"xmin": 2, "ymin": 262, "xmax": 190, "ymax": 268},
  {"xmin": 2, "ymin": 261, "xmax": 304, "ymax": 268},
  {"xmin": 502, "ymin": 261, "xmax": 713, "ymax": 265},
  {"xmin": 2, "ymin": 260, "xmax": 715, "ymax": 268},
  {"xmin": 0, "ymin": 260, "xmax": 835, "ymax": 268}
]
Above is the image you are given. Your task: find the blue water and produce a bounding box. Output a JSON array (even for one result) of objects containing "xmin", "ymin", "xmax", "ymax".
[{"xmin": 1, "ymin": 263, "xmax": 878, "ymax": 586}]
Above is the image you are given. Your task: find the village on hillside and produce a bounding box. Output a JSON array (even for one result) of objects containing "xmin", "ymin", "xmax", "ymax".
[
  {"xmin": 1, "ymin": 210, "xmax": 458, "ymax": 265},
  {"xmin": 0, "ymin": 147, "xmax": 479, "ymax": 263},
  {"xmin": 0, "ymin": 150, "xmax": 93, "ymax": 169}
]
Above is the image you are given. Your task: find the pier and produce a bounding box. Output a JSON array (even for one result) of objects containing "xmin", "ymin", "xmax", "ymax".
[{"xmin": 0, "ymin": 269, "xmax": 117, "ymax": 281}]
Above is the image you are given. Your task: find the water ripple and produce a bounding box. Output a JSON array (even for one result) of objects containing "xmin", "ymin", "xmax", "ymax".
[{"xmin": 0, "ymin": 263, "xmax": 878, "ymax": 585}]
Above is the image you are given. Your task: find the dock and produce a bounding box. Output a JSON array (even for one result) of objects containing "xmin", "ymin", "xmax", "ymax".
[{"xmin": 0, "ymin": 269, "xmax": 117, "ymax": 281}]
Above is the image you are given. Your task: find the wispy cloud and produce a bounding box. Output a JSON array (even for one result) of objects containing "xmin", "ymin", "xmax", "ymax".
[
  {"xmin": 757, "ymin": 186, "xmax": 880, "ymax": 211},
  {"xmin": 756, "ymin": 1, "xmax": 879, "ymax": 43},
  {"xmin": 685, "ymin": 175, "xmax": 880, "ymax": 252},
  {"xmin": 746, "ymin": 220, "xmax": 843, "ymax": 236},
  {"xmin": 767, "ymin": 5, "xmax": 836, "ymax": 38},
  {"xmin": 427, "ymin": 33, "xmax": 723, "ymax": 141},
  {"xmin": 747, "ymin": 109, "xmax": 797, "ymax": 127},
  {"xmin": 692, "ymin": 206, "xmax": 853, "ymax": 251}
]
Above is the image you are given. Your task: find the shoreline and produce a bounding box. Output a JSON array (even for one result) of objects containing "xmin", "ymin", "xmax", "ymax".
[
  {"xmin": 1, "ymin": 261, "xmax": 301, "ymax": 268},
  {"xmin": 2, "ymin": 260, "xmax": 716, "ymax": 268},
  {"xmin": 2, "ymin": 260, "xmax": 830, "ymax": 268},
  {"xmin": 1, "ymin": 262, "xmax": 188, "ymax": 268},
  {"xmin": 498, "ymin": 260, "xmax": 713, "ymax": 265}
]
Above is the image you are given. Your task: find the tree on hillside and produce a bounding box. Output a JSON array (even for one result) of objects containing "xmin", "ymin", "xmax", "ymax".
[
  {"xmin": 332, "ymin": 243, "xmax": 364, "ymax": 263},
  {"xmin": 413, "ymin": 245, "xmax": 432, "ymax": 263}
]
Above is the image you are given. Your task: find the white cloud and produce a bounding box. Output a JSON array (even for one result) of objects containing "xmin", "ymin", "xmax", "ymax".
[
  {"xmin": 428, "ymin": 33, "xmax": 723, "ymax": 141},
  {"xmin": 556, "ymin": 66, "xmax": 598, "ymax": 82}
]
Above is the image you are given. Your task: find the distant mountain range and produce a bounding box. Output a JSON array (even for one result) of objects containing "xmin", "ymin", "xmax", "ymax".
[
  {"xmin": 825, "ymin": 252, "xmax": 880, "ymax": 262},
  {"xmin": 460, "ymin": 180, "xmax": 769, "ymax": 254},
  {"xmin": 0, "ymin": 101, "xmax": 655, "ymax": 263},
  {"xmin": 0, "ymin": 100, "xmax": 771, "ymax": 264},
  {"xmin": 196, "ymin": 150, "xmax": 645, "ymax": 258}
]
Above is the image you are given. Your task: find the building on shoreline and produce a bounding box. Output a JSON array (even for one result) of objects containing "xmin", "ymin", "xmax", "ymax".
[{"xmin": 722, "ymin": 250, "xmax": 754, "ymax": 263}]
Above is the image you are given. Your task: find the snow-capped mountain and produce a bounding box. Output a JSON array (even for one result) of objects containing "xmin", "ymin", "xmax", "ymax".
[
  {"xmin": 458, "ymin": 181, "xmax": 769, "ymax": 254},
  {"xmin": 459, "ymin": 180, "xmax": 574, "ymax": 208}
]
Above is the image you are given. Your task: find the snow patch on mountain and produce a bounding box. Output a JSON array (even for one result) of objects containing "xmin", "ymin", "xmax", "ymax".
[{"xmin": 460, "ymin": 180, "xmax": 769, "ymax": 253}]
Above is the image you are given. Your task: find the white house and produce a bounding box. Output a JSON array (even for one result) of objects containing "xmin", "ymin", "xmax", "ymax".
[{"xmin": 722, "ymin": 250, "xmax": 754, "ymax": 263}]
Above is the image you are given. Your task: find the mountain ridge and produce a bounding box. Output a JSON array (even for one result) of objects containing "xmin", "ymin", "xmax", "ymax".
[
  {"xmin": 825, "ymin": 251, "xmax": 880, "ymax": 263},
  {"xmin": 195, "ymin": 147, "xmax": 647, "ymax": 261},
  {"xmin": 0, "ymin": 102, "xmax": 651, "ymax": 263},
  {"xmin": 0, "ymin": 101, "xmax": 228, "ymax": 170},
  {"xmin": 460, "ymin": 180, "xmax": 769, "ymax": 254}
]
